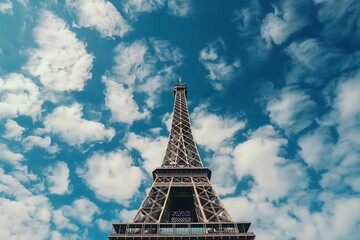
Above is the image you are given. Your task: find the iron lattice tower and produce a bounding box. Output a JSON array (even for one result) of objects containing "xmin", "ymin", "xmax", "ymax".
[{"xmin": 109, "ymin": 83, "xmax": 255, "ymax": 239}]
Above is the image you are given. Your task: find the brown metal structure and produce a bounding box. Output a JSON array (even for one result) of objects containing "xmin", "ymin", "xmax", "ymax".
[{"xmin": 109, "ymin": 83, "xmax": 255, "ymax": 239}]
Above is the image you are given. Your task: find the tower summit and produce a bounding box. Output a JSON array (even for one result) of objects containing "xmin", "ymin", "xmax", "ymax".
[{"xmin": 109, "ymin": 83, "xmax": 255, "ymax": 239}]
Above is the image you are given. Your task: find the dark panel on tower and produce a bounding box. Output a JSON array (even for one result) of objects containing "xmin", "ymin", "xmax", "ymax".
[{"xmin": 109, "ymin": 83, "xmax": 255, "ymax": 239}]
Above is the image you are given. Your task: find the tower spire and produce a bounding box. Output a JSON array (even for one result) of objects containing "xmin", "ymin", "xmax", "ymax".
[
  {"xmin": 162, "ymin": 83, "xmax": 202, "ymax": 168},
  {"xmin": 109, "ymin": 83, "xmax": 255, "ymax": 240}
]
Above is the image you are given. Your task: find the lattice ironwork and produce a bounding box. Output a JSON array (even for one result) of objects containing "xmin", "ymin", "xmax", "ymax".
[
  {"xmin": 110, "ymin": 83, "xmax": 255, "ymax": 239},
  {"xmin": 162, "ymin": 84, "xmax": 202, "ymax": 168}
]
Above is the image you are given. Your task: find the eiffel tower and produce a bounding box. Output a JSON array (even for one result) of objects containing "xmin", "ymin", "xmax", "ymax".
[{"xmin": 109, "ymin": 83, "xmax": 255, "ymax": 239}]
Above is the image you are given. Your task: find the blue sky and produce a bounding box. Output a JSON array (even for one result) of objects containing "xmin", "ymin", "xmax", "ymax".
[{"xmin": 0, "ymin": 0, "xmax": 360, "ymax": 239}]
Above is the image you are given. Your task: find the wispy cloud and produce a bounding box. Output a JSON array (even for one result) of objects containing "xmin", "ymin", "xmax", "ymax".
[
  {"xmin": 199, "ymin": 38, "xmax": 241, "ymax": 90},
  {"xmin": 266, "ymin": 87, "xmax": 316, "ymax": 134},
  {"xmin": 107, "ymin": 38, "xmax": 183, "ymax": 110},
  {"xmin": 167, "ymin": 0, "xmax": 192, "ymax": 17},
  {"xmin": 315, "ymin": 0, "xmax": 360, "ymax": 44},
  {"xmin": 122, "ymin": 0, "xmax": 165, "ymax": 19},
  {"xmin": 260, "ymin": 0, "xmax": 311, "ymax": 45},
  {"xmin": 300, "ymin": 71, "xmax": 360, "ymax": 192}
]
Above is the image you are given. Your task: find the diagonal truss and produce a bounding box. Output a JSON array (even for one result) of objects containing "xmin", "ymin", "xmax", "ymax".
[
  {"xmin": 110, "ymin": 83, "xmax": 255, "ymax": 239},
  {"xmin": 162, "ymin": 84, "xmax": 202, "ymax": 168},
  {"xmin": 132, "ymin": 83, "xmax": 233, "ymax": 224},
  {"xmin": 133, "ymin": 176, "xmax": 232, "ymax": 223}
]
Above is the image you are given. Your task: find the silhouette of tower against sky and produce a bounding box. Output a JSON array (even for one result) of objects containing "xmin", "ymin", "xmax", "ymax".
[{"xmin": 109, "ymin": 83, "xmax": 255, "ymax": 239}]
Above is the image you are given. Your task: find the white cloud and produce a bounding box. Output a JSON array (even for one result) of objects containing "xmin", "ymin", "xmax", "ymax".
[
  {"xmin": 233, "ymin": 125, "xmax": 307, "ymax": 201},
  {"xmin": 167, "ymin": 0, "xmax": 192, "ymax": 17},
  {"xmin": 314, "ymin": 0, "xmax": 360, "ymax": 42},
  {"xmin": 199, "ymin": 38, "xmax": 241, "ymax": 90},
  {"xmin": 223, "ymin": 194, "xmax": 360, "ymax": 240},
  {"xmin": 23, "ymin": 135, "xmax": 59, "ymax": 153},
  {"xmin": 206, "ymin": 150, "xmax": 237, "ymax": 195},
  {"xmin": 4, "ymin": 119, "xmax": 25, "ymax": 140},
  {"xmin": 77, "ymin": 149, "xmax": 143, "ymax": 204},
  {"xmin": 103, "ymin": 76, "xmax": 149, "ymax": 124},
  {"xmin": 125, "ymin": 132, "xmax": 167, "ymax": 174},
  {"xmin": 299, "ymin": 72, "xmax": 360, "ymax": 192},
  {"xmin": 112, "ymin": 40, "xmax": 150, "ymax": 86},
  {"xmin": 286, "ymin": 39, "xmax": 332, "ymax": 71},
  {"xmin": 150, "ymin": 37, "xmax": 183, "ymax": 63},
  {"xmin": 266, "ymin": 88, "xmax": 316, "ymax": 134},
  {"xmin": 0, "ymin": 73, "xmax": 42, "ymax": 120},
  {"xmin": 233, "ymin": 1, "xmax": 263, "ymax": 38},
  {"xmin": 39, "ymin": 103, "xmax": 114, "ymax": 146},
  {"xmin": 110, "ymin": 38, "xmax": 183, "ymax": 108},
  {"xmin": 52, "ymin": 209, "xmax": 78, "ymax": 231},
  {"xmin": 96, "ymin": 218, "xmax": 112, "ymax": 232},
  {"xmin": 260, "ymin": 0, "xmax": 310, "ymax": 45},
  {"xmin": 284, "ymin": 39, "xmax": 360, "ymax": 85},
  {"xmin": 67, "ymin": 0, "xmax": 131, "ymax": 38},
  {"xmin": 118, "ymin": 209, "xmax": 138, "ymax": 222},
  {"xmin": 122, "ymin": 0, "xmax": 166, "ymax": 19},
  {"xmin": 0, "ymin": 168, "xmax": 52, "ymax": 239},
  {"xmin": 61, "ymin": 198, "xmax": 99, "ymax": 224},
  {"xmin": 191, "ymin": 104, "xmax": 245, "ymax": 151},
  {"xmin": 43, "ymin": 162, "xmax": 71, "ymax": 195},
  {"xmin": 24, "ymin": 11, "xmax": 93, "ymax": 91},
  {"xmin": 0, "ymin": 143, "xmax": 24, "ymax": 164},
  {"xmin": 0, "ymin": 0, "xmax": 12, "ymax": 15}
]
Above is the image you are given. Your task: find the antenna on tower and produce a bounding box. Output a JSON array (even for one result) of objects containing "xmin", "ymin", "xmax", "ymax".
[{"xmin": 179, "ymin": 76, "xmax": 182, "ymax": 83}]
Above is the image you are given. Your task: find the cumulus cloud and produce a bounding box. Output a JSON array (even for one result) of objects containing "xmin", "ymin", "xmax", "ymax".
[
  {"xmin": 0, "ymin": 0, "xmax": 12, "ymax": 14},
  {"xmin": 43, "ymin": 161, "xmax": 71, "ymax": 194},
  {"xmin": 0, "ymin": 168, "xmax": 52, "ymax": 239},
  {"xmin": 0, "ymin": 73, "xmax": 42, "ymax": 120},
  {"xmin": 0, "ymin": 143, "xmax": 24, "ymax": 164},
  {"xmin": 23, "ymin": 135, "xmax": 59, "ymax": 153},
  {"xmin": 224, "ymin": 193, "xmax": 360, "ymax": 240},
  {"xmin": 199, "ymin": 38, "xmax": 241, "ymax": 90},
  {"xmin": 24, "ymin": 11, "xmax": 93, "ymax": 91},
  {"xmin": 4, "ymin": 119, "xmax": 25, "ymax": 141},
  {"xmin": 61, "ymin": 198, "xmax": 99, "ymax": 224},
  {"xmin": 102, "ymin": 76, "xmax": 149, "ymax": 124},
  {"xmin": 38, "ymin": 103, "xmax": 115, "ymax": 147},
  {"xmin": 266, "ymin": 88, "xmax": 316, "ymax": 134},
  {"xmin": 191, "ymin": 104, "xmax": 245, "ymax": 151},
  {"xmin": 77, "ymin": 149, "xmax": 143, "ymax": 204},
  {"xmin": 96, "ymin": 218, "xmax": 112, "ymax": 232},
  {"xmin": 260, "ymin": 0, "xmax": 311, "ymax": 45},
  {"xmin": 125, "ymin": 132, "xmax": 167, "ymax": 174},
  {"xmin": 67, "ymin": 0, "xmax": 131, "ymax": 38},
  {"xmin": 167, "ymin": 0, "xmax": 192, "ymax": 17},
  {"xmin": 233, "ymin": 125, "xmax": 307, "ymax": 201},
  {"xmin": 118, "ymin": 209, "xmax": 138, "ymax": 222}
]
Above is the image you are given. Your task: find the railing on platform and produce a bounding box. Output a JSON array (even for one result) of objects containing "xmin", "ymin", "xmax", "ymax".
[{"xmin": 110, "ymin": 222, "xmax": 253, "ymax": 236}]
